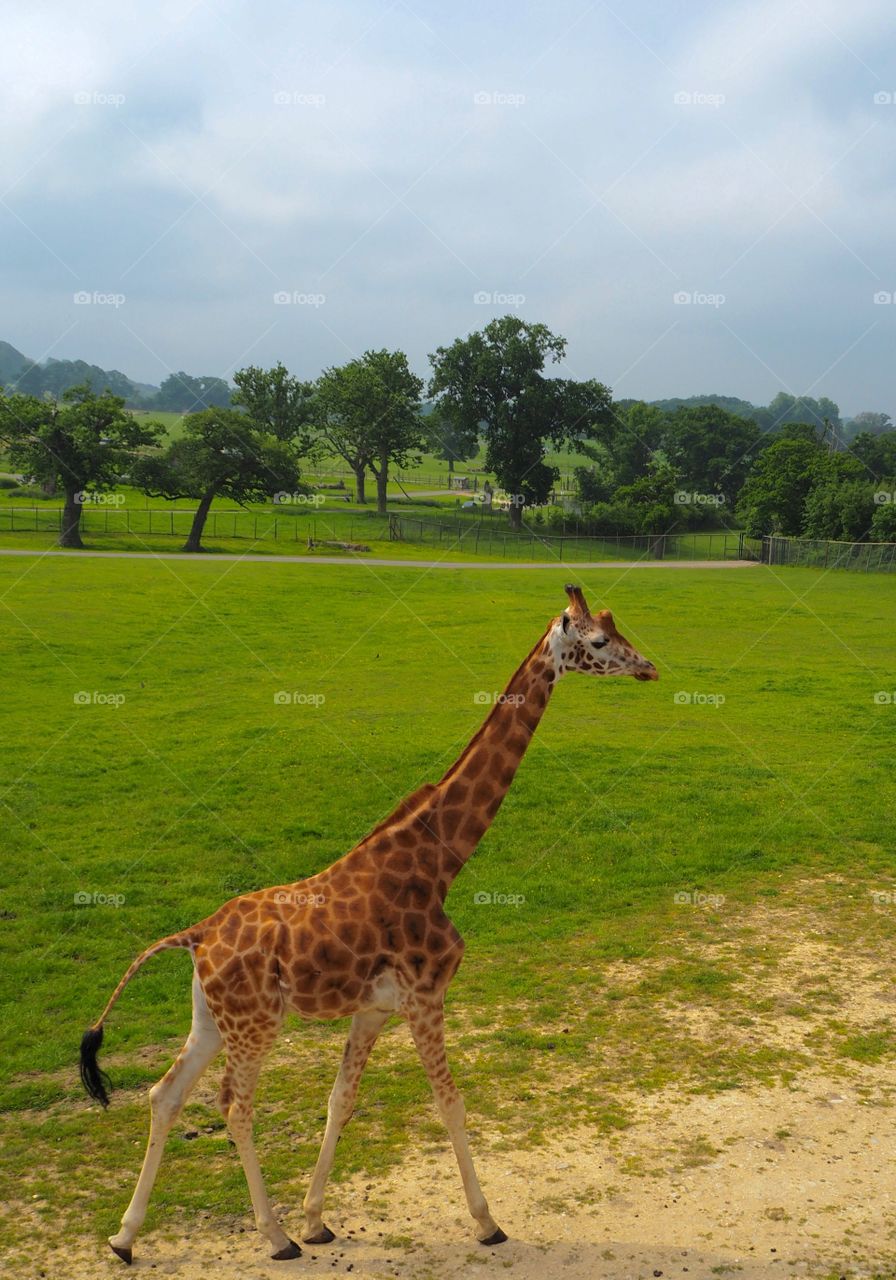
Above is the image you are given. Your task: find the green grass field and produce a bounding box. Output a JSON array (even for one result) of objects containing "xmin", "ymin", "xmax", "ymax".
[{"xmin": 1, "ymin": 558, "xmax": 894, "ymax": 1262}]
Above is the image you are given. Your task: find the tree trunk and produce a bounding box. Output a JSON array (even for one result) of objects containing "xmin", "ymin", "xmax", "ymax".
[
  {"xmin": 353, "ymin": 465, "xmax": 366, "ymax": 505},
  {"xmin": 183, "ymin": 488, "xmax": 215, "ymax": 552},
  {"xmin": 376, "ymin": 452, "xmax": 389, "ymax": 516},
  {"xmin": 59, "ymin": 488, "xmax": 84, "ymax": 548},
  {"xmin": 447, "ymin": 457, "xmax": 454, "ymax": 474},
  {"xmin": 508, "ymin": 500, "xmax": 523, "ymax": 531}
]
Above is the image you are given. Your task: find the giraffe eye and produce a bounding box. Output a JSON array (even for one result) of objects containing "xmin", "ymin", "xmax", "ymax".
[{"xmin": 592, "ymin": 638, "xmax": 609, "ymax": 650}]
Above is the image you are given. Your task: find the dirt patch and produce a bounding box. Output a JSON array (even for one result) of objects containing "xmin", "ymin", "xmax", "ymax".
[
  {"xmin": 18, "ymin": 1066, "xmax": 896, "ymax": 1280},
  {"xmin": 8, "ymin": 879, "xmax": 896, "ymax": 1279}
]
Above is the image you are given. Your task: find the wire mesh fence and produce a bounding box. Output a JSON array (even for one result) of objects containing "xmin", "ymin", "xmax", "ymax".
[
  {"xmin": 5, "ymin": 505, "xmax": 893, "ymax": 570},
  {"xmin": 759, "ymin": 535, "xmax": 896, "ymax": 572}
]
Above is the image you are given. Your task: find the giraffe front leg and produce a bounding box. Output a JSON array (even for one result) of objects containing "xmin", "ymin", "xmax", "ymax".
[
  {"xmin": 302, "ymin": 1008, "xmax": 390, "ymax": 1243},
  {"xmin": 407, "ymin": 1001, "xmax": 507, "ymax": 1246}
]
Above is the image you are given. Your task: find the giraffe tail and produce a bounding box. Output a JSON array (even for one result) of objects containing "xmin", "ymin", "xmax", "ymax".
[{"xmin": 79, "ymin": 928, "xmax": 199, "ymax": 1107}]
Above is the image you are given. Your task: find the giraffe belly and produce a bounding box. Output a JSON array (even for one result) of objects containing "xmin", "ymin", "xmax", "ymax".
[{"xmin": 281, "ymin": 967, "xmax": 403, "ymax": 1019}]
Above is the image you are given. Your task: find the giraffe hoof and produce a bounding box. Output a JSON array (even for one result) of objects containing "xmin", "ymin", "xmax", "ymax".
[
  {"xmin": 109, "ymin": 1243, "xmax": 133, "ymax": 1265},
  {"xmin": 303, "ymin": 1225, "xmax": 336, "ymax": 1244},
  {"xmin": 480, "ymin": 1228, "xmax": 508, "ymax": 1246},
  {"xmin": 271, "ymin": 1238, "xmax": 303, "ymax": 1260}
]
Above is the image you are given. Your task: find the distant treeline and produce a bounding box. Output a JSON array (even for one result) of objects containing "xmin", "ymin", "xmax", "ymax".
[{"xmin": 0, "ymin": 337, "xmax": 889, "ymax": 438}]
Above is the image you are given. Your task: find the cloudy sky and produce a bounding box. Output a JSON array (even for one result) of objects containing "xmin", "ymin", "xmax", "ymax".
[{"xmin": 2, "ymin": 0, "xmax": 894, "ymax": 414}]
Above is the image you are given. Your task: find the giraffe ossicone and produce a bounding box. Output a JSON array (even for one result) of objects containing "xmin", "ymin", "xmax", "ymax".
[{"xmin": 79, "ymin": 585, "xmax": 658, "ymax": 1264}]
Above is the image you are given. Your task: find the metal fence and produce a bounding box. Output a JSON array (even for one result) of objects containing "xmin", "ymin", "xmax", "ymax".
[
  {"xmin": 744, "ymin": 535, "xmax": 896, "ymax": 572},
  {"xmin": 0, "ymin": 505, "xmax": 390, "ymax": 544},
  {"xmin": 387, "ymin": 515, "xmax": 746, "ymax": 562},
  {"xmin": 8, "ymin": 504, "xmax": 894, "ymax": 570}
]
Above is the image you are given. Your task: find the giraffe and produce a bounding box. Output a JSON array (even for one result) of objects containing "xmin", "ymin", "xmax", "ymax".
[{"xmin": 80, "ymin": 585, "xmax": 658, "ymax": 1265}]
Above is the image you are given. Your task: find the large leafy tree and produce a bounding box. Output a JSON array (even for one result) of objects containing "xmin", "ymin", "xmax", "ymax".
[
  {"xmin": 663, "ymin": 404, "xmax": 761, "ymax": 506},
  {"xmin": 154, "ymin": 372, "xmax": 233, "ymax": 413},
  {"xmin": 132, "ymin": 407, "xmax": 300, "ymax": 552},
  {"xmin": 606, "ymin": 400, "xmax": 666, "ymax": 486},
  {"xmin": 737, "ymin": 436, "xmax": 825, "ymax": 536},
  {"xmin": 231, "ymin": 362, "xmax": 315, "ymax": 446},
  {"xmin": 315, "ymin": 349, "xmax": 424, "ymax": 513},
  {"xmin": 0, "ymin": 384, "xmax": 162, "ymax": 547},
  {"xmin": 429, "ymin": 316, "xmax": 612, "ymax": 528},
  {"xmin": 850, "ymin": 431, "xmax": 896, "ymax": 482}
]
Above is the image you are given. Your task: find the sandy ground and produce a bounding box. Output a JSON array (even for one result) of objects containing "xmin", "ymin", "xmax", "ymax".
[
  {"xmin": 28, "ymin": 1066, "xmax": 894, "ymax": 1280},
  {"xmin": 15, "ymin": 884, "xmax": 896, "ymax": 1280}
]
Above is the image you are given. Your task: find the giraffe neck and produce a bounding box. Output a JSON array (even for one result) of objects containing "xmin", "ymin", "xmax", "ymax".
[{"xmin": 429, "ymin": 627, "xmax": 559, "ymax": 883}]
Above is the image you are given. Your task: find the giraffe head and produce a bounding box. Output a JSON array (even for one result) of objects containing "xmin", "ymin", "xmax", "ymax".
[{"xmin": 550, "ymin": 585, "xmax": 658, "ymax": 681}]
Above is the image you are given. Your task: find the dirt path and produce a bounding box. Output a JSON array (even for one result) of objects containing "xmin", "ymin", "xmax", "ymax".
[
  {"xmin": 42, "ymin": 1067, "xmax": 896, "ymax": 1280},
  {"xmin": 0, "ymin": 548, "xmax": 759, "ymax": 570}
]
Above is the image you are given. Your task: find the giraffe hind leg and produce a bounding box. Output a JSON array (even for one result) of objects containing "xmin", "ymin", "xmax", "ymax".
[
  {"xmin": 217, "ymin": 1030, "xmax": 301, "ymax": 1260},
  {"xmin": 302, "ymin": 1007, "xmax": 391, "ymax": 1243},
  {"xmin": 109, "ymin": 971, "xmax": 222, "ymax": 1263}
]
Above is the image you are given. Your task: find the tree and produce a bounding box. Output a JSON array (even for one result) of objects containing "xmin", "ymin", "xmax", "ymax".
[
  {"xmin": 766, "ymin": 392, "xmax": 841, "ymax": 438},
  {"xmin": 664, "ymin": 404, "xmax": 761, "ymax": 506},
  {"xmin": 0, "ymin": 384, "xmax": 161, "ymax": 547},
  {"xmin": 850, "ymin": 431, "xmax": 896, "ymax": 482},
  {"xmin": 231, "ymin": 363, "xmax": 315, "ymax": 447},
  {"xmin": 846, "ymin": 410, "xmax": 892, "ymax": 440},
  {"xmin": 429, "ymin": 316, "xmax": 613, "ymax": 529},
  {"xmin": 605, "ymin": 401, "xmax": 666, "ymax": 487},
  {"xmin": 154, "ymin": 372, "xmax": 233, "ymax": 413},
  {"xmin": 737, "ymin": 436, "xmax": 825, "ymax": 536},
  {"xmin": 315, "ymin": 350, "xmax": 424, "ymax": 513},
  {"xmin": 132, "ymin": 408, "xmax": 300, "ymax": 552},
  {"xmin": 803, "ymin": 478, "xmax": 877, "ymax": 541},
  {"xmin": 422, "ymin": 402, "xmax": 478, "ymax": 474}
]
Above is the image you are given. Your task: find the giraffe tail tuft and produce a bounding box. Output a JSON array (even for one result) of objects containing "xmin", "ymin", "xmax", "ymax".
[
  {"xmin": 79, "ymin": 1024, "xmax": 112, "ymax": 1107},
  {"xmin": 78, "ymin": 927, "xmax": 199, "ymax": 1108}
]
